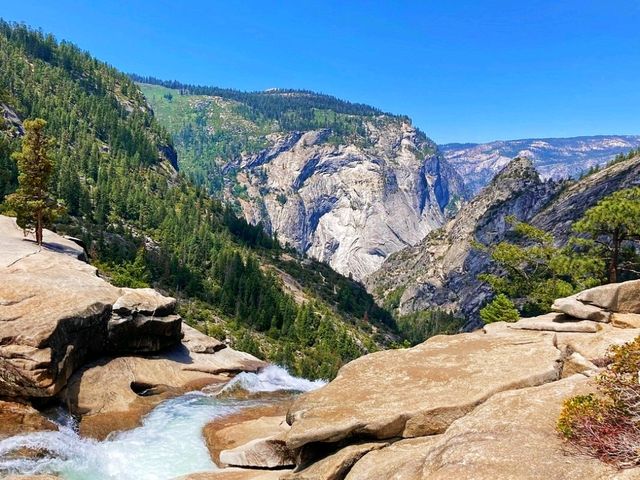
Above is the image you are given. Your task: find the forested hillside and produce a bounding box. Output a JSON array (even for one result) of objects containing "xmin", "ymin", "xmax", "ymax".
[
  {"xmin": 0, "ymin": 21, "xmax": 398, "ymax": 379},
  {"xmin": 134, "ymin": 78, "xmax": 411, "ymax": 195},
  {"xmin": 137, "ymin": 78, "xmax": 463, "ymax": 281}
]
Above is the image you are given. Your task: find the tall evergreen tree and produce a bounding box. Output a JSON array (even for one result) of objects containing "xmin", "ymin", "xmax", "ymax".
[
  {"xmin": 5, "ymin": 118, "xmax": 60, "ymax": 245},
  {"xmin": 573, "ymin": 187, "xmax": 640, "ymax": 283}
]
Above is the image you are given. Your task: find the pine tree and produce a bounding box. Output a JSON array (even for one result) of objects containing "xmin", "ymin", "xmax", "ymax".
[
  {"xmin": 573, "ymin": 187, "xmax": 640, "ymax": 283},
  {"xmin": 5, "ymin": 118, "xmax": 60, "ymax": 245},
  {"xmin": 480, "ymin": 294, "xmax": 520, "ymax": 324}
]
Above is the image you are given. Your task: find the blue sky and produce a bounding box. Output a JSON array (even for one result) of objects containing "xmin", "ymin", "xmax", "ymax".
[{"xmin": 3, "ymin": 1, "xmax": 639, "ymax": 143}]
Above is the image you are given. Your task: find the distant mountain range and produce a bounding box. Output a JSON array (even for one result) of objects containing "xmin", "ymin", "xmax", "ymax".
[
  {"xmin": 440, "ymin": 135, "xmax": 640, "ymax": 194},
  {"xmin": 139, "ymin": 75, "xmax": 640, "ymax": 281}
]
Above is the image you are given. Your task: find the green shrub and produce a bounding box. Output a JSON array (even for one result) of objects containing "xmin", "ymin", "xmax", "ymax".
[{"xmin": 479, "ymin": 294, "xmax": 520, "ymax": 324}]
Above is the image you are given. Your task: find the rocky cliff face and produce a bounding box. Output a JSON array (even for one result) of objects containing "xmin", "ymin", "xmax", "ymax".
[
  {"xmin": 368, "ymin": 154, "xmax": 640, "ymax": 326},
  {"xmin": 441, "ymin": 135, "xmax": 640, "ymax": 195},
  {"xmin": 140, "ymin": 84, "xmax": 465, "ymax": 281},
  {"xmin": 366, "ymin": 157, "xmax": 559, "ymax": 325},
  {"xmin": 232, "ymin": 122, "xmax": 458, "ymax": 280}
]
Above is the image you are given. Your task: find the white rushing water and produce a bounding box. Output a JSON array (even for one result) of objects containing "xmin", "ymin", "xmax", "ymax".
[{"xmin": 0, "ymin": 366, "xmax": 325, "ymax": 480}]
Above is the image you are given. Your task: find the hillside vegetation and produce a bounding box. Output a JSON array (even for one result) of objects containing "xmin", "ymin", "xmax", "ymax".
[
  {"xmin": 135, "ymin": 78, "xmax": 428, "ymax": 198},
  {"xmin": 0, "ymin": 21, "xmax": 397, "ymax": 379}
]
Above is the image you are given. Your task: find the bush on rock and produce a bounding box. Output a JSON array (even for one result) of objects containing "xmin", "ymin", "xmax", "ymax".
[{"xmin": 558, "ymin": 336, "xmax": 640, "ymax": 468}]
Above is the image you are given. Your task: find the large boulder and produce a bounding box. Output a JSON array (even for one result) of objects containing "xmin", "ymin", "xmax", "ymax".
[
  {"xmin": 345, "ymin": 376, "xmax": 635, "ymax": 480},
  {"xmin": 286, "ymin": 328, "xmax": 562, "ymax": 450},
  {"xmin": 510, "ymin": 312, "xmax": 601, "ymax": 333},
  {"xmin": 204, "ymin": 402, "xmax": 293, "ymax": 468},
  {"xmin": 0, "ymin": 215, "xmax": 184, "ymax": 398},
  {"xmin": 577, "ymin": 280, "xmax": 640, "ymax": 313},
  {"xmin": 551, "ymin": 296, "xmax": 611, "ymax": 322},
  {"xmin": 0, "ymin": 217, "xmax": 120, "ymax": 397},
  {"xmin": 112, "ymin": 287, "xmax": 177, "ymax": 317},
  {"xmin": 61, "ymin": 340, "xmax": 266, "ymax": 439},
  {"xmin": 219, "ymin": 431, "xmax": 294, "ymax": 469}
]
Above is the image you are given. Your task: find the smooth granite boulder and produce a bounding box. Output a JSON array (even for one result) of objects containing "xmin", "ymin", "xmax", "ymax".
[
  {"xmin": 112, "ymin": 287, "xmax": 177, "ymax": 317},
  {"xmin": 286, "ymin": 328, "xmax": 562, "ymax": 450},
  {"xmin": 0, "ymin": 215, "xmax": 184, "ymax": 398},
  {"xmin": 510, "ymin": 312, "xmax": 601, "ymax": 332},
  {"xmin": 551, "ymin": 296, "xmax": 611, "ymax": 322},
  {"xmin": 346, "ymin": 376, "xmax": 637, "ymax": 480},
  {"xmin": 204, "ymin": 402, "xmax": 292, "ymax": 467},
  {"xmin": 577, "ymin": 280, "xmax": 640, "ymax": 313}
]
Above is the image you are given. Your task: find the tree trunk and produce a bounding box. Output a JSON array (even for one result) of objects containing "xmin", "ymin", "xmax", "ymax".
[
  {"xmin": 609, "ymin": 229, "xmax": 620, "ymax": 283},
  {"xmin": 36, "ymin": 209, "xmax": 43, "ymax": 246}
]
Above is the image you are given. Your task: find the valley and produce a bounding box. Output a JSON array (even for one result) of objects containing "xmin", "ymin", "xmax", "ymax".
[
  {"xmin": 0, "ymin": 13, "xmax": 639, "ymax": 480},
  {"xmin": 139, "ymin": 80, "xmax": 463, "ymax": 280}
]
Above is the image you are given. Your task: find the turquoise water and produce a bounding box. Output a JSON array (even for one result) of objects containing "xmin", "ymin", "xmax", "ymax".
[{"xmin": 0, "ymin": 366, "xmax": 324, "ymax": 480}]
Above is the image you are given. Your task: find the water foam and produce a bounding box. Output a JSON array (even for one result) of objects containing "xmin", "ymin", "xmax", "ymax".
[
  {"xmin": 0, "ymin": 366, "xmax": 325, "ymax": 479},
  {"xmin": 218, "ymin": 365, "xmax": 326, "ymax": 395}
]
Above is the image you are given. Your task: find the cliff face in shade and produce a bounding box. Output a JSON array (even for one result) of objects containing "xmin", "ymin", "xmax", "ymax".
[{"xmin": 441, "ymin": 135, "xmax": 640, "ymax": 195}]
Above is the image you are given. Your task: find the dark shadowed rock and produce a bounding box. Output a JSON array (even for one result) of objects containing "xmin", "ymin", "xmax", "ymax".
[
  {"xmin": 0, "ymin": 400, "xmax": 57, "ymax": 440},
  {"xmin": 107, "ymin": 313, "xmax": 183, "ymax": 353},
  {"xmin": 284, "ymin": 442, "xmax": 388, "ymax": 480}
]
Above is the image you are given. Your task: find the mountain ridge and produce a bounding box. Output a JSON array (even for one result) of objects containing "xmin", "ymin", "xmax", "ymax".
[
  {"xmin": 367, "ymin": 153, "xmax": 640, "ymax": 328},
  {"xmin": 441, "ymin": 135, "xmax": 640, "ymax": 194}
]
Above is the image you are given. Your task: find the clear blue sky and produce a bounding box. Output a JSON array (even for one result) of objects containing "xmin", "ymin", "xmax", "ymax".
[{"xmin": 3, "ymin": 1, "xmax": 639, "ymax": 143}]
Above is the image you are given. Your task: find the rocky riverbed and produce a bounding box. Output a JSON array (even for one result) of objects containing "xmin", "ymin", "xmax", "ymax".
[{"xmin": 3, "ymin": 214, "xmax": 640, "ymax": 479}]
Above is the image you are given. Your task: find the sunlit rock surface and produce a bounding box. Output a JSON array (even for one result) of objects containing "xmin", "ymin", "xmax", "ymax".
[
  {"xmin": 234, "ymin": 124, "xmax": 461, "ymax": 280},
  {"xmin": 441, "ymin": 135, "xmax": 640, "ymax": 194}
]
